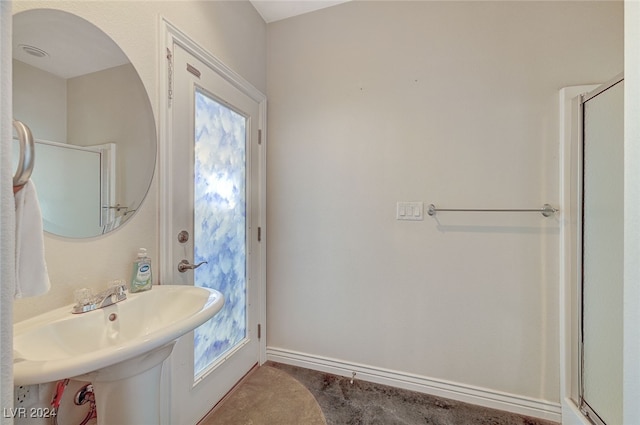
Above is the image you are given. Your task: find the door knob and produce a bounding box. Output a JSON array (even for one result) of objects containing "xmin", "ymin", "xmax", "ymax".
[{"xmin": 178, "ymin": 259, "xmax": 208, "ymax": 273}]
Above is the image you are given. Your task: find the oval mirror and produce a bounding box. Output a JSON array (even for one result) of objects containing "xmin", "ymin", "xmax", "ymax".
[{"xmin": 12, "ymin": 9, "xmax": 156, "ymax": 238}]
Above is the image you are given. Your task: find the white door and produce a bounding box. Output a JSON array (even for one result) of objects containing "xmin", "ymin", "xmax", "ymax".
[{"xmin": 165, "ymin": 42, "xmax": 264, "ymax": 424}]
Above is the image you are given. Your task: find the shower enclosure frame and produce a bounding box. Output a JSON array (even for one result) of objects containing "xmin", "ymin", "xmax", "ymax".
[
  {"xmin": 558, "ymin": 73, "xmax": 623, "ymax": 425},
  {"xmin": 577, "ymin": 73, "xmax": 624, "ymax": 425},
  {"xmin": 559, "ymin": 83, "xmax": 595, "ymax": 425}
]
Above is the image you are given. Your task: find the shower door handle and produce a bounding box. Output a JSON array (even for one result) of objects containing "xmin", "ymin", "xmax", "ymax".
[{"xmin": 178, "ymin": 259, "xmax": 208, "ymax": 273}]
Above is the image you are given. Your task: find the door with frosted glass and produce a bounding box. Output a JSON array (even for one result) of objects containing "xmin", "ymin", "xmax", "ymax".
[
  {"xmin": 168, "ymin": 44, "xmax": 262, "ymax": 425},
  {"xmin": 580, "ymin": 77, "xmax": 623, "ymax": 425}
]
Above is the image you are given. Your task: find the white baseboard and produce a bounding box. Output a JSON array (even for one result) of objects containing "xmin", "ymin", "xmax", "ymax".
[{"xmin": 267, "ymin": 347, "xmax": 561, "ymax": 423}]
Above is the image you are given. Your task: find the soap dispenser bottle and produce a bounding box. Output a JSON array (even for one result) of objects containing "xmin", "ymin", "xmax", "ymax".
[{"xmin": 130, "ymin": 248, "xmax": 152, "ymax": 293}]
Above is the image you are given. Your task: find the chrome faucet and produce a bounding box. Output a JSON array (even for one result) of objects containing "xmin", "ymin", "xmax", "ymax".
[{"xmin": 72, "ymin": 283, "xmax": 127, "ymax": 314}]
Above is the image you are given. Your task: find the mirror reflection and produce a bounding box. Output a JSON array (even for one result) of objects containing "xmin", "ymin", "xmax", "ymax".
[{"xmin": 12, "ymin": 9, "xmax": 156, "ymax": 238}]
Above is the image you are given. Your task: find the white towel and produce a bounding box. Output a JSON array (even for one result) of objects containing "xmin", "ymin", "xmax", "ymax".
[{"xmin": 14, "ymin": 180, "xmax": 50, "ymax": 299}]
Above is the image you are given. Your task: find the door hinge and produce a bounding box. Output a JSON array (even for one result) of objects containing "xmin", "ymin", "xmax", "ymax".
[
  {"xmin": 258, "ymin": 324, "xmax": 261, "ymax": 339},
  {"xmin": 166, "ymin": 48, "xmax": 173, "ymax": 105},
  {"xmin": 258, "ymin": 129, "xmax": 262, "ymax": 145},
  {"xmin": 258, "ymin": 226, "xmax": 262, "ymax": 242}
]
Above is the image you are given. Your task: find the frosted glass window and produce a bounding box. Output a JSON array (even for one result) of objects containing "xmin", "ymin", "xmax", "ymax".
[{"xmin": 193, "ymin": 88, "xmax": 247, "ymax": 378}]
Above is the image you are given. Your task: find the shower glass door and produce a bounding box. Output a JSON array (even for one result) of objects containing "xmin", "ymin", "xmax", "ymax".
[{"xmin": 580, "ymin": 76, "xmax": 623, "ymax": 425}]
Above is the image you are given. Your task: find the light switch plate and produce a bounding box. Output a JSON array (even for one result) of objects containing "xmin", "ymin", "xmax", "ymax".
[{"xmin": 396, "ymin": 202, "xmax": 424, "ymax": 221}]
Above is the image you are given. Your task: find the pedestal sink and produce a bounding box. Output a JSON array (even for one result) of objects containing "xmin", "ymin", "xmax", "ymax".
[{"xmin": 14, "ymin": 285, "xmax": 224, "ymax": 424}]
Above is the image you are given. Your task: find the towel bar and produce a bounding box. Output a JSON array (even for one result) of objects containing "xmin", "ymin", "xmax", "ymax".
[
  {"xmin": 427, "ymin": 203, "xmax": 558, "ymax": 218},
  {"xmin": 13, "ymin": 120, "xmax": 35, "ymax": 189}
]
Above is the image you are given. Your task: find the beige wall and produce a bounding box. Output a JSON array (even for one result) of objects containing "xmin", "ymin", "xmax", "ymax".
[
  {"xmin": 13, "ymin": 60, "xmax": 67, "ymax": 142},
  {"xmin": 266, "ymin": 0, "xmax": 623, "ymax": 408}
]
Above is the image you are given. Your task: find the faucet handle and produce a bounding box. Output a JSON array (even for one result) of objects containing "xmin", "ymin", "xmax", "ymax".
[{"xmin": 107, "ymin": 280, "xmax": 127, "ymax": 301}]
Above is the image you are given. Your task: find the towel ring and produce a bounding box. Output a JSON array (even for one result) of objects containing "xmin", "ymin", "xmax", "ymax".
[{"xmin": 13, "ymin": 119, "xmax": 35, "ymax": 189}]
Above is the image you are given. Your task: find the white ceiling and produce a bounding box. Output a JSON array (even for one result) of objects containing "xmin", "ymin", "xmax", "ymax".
[{"xmin": 250, "ymin": 0, "xmax": 351, "ymax": 23}]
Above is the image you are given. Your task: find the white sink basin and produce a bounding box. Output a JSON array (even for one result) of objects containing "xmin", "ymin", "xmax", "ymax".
[{"xmin": 14, "ymin": 285, "xmax": 224, "ymax": 386}]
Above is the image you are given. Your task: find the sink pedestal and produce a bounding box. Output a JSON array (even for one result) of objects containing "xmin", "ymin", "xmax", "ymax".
[{"xmin": 77, "ymin": 343, "xmax": 175, "ymax": 425}]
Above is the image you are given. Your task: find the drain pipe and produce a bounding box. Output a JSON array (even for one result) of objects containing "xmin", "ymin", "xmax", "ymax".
[{"xmin": 50, "ymin": 380, "xmax": 97, "ymax": 425}]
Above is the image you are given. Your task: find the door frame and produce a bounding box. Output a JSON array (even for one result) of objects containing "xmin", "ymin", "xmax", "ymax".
[{"xmin": 157, "ymin": 16, "xmax": 267, "ymax": 420}]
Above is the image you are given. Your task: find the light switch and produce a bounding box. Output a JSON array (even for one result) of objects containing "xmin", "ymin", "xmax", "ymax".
[{"xmin": 396, "ymin": 202, "xmax": 424, "ymax": 221}]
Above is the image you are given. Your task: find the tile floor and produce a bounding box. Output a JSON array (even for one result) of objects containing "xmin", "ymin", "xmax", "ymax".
[{"xmin": 269, "ymin": 362, "xmax": 561, "ymax": 425}]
